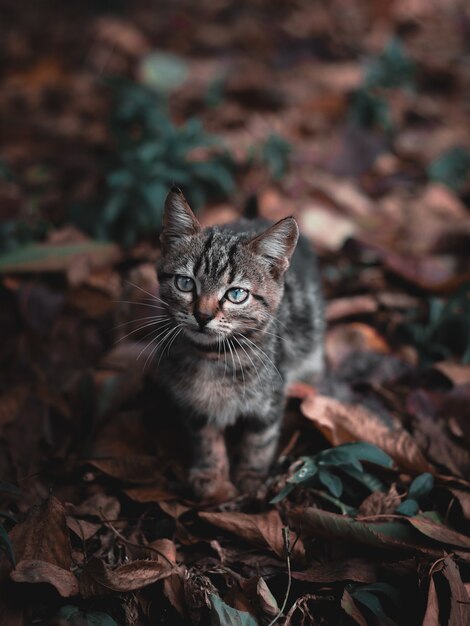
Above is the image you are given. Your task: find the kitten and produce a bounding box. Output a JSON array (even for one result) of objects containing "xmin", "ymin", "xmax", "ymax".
[{"xmin": 156, "ymin": 187, "xmax": 325, "ymax": 498}]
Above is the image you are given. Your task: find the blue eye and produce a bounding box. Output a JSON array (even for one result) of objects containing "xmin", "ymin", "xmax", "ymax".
[
  {"xmin": 175, "ymin": 276, "xmax": 195, "ymax": 292},
  {"xmin": 226, "ymin": 287, "xmax": 249, "ymax": 304}
]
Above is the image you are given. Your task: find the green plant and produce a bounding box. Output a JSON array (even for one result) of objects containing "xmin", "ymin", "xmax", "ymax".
[
  {"xmin": 73, "ymin": 80, "xmax": 235, "ymax": 247},
  {"xmin": 349, "ymin": 38, "xmax": 416, "ymax": 132},
  {"xmin": 401, "ymin": 283, "xmax": 470, "ymax": 365},
  {"xmin": 396, "ymin": 472, "xmax": 434, "ymax": 517},
  {"xmin": 271, "ymin": 442, "xmax": 394, "ymax": 509},
  {"xmin": 342, "ymin": 582, "xmax": 401, "ymax": 625},
  {"xmin": 260, "ymin": 134, "xmax": 292, "ymax": 180},
  {"xmin": 428, "ymin": 147, "xmax": 470, "ymax": 191}
]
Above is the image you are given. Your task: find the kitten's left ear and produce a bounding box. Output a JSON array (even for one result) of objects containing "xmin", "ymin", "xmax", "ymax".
[
  {"xmin": 161, "ymin": 186, "xmax": 201, "ymax": 252},
  {"xmin": 248, "ymin": 216, "xmax": 299, "ymax": 278}
]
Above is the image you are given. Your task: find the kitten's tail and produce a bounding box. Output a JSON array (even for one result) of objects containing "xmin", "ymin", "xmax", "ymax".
[{"xmin": 243, "ymin": 193, "xmax": 259, "ymax": 220}]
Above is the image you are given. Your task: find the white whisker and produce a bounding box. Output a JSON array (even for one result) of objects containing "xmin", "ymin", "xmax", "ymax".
[{"xmin": 115, "ymin": 318, "xmax": 171, "ymax": 344}]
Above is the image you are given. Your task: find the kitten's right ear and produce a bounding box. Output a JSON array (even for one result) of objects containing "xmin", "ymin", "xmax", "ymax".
[{"xmin": 161, "ymin": 186, "xmax": 201, "ymax": 252}]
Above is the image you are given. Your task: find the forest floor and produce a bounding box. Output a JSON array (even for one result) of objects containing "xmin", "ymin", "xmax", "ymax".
[{"xmin": 1, "ymin": 1, "xmax": 470, "ymax": 624}]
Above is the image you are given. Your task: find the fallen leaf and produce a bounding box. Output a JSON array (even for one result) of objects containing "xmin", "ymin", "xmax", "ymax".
[
  {"xmin": 9, "ymin": 497, "xmax": 72, "ymax": 569},
  {"xmin": 87, "ymin": 457, "xmax": 163, "ymax": 484},
  {"xmin": 292, "ymin": 559, "xmax": 377, "ymax": 584},
  {"xmin": 289, "ymin": 508, "xmax": 454, "ymax": 558},
  {"xmin": 199, "ymin": 510, "xmax": 304, "ymax": 563},
  {"xmin": 0, "ymin": 242, "xmax": 121, "ymax": 276},
  {"xmin": 431, "ymin": 362, "xmax": 470, "ymax": 387},
  {"xmin": 340, "ymin": 589, "xmax": 368, "ymax": 626},
  {"xmin": 326, "ymin": 296, "xmax": 378, "ymax": 322},
  {"xmin": 300, "ymin": 394, "xmax": 431, "ymax": 474},
  {"xmin": 326, "ymin": 323, "xmax": 389, "ymax": 369},
  {"xmin": 300, "ymin": 205, "xmax": 356, "ymax": 252},
  {"xmin": 80, "ymin": 558, "xmax": 175, "ymax": 597},
  {"xmin": 209, "ymin": 594, "xmax": 259, "ymax": 626},
  {"xmin": 422, "ymin": 575, "xmax": 439, "ymax": 626},
  {"xmin": 10, "ymin": 560, "xmax": 78, "ymax": 597}
]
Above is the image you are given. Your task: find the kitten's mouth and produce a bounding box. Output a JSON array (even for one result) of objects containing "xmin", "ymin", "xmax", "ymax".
[{"xmin": 184, "ymin": 328, "xmax": 223, "ymax": 353}]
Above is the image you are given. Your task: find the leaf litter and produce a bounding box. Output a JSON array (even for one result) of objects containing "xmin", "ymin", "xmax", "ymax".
[{"xmin": 1, "ymin": 1, "xmax": 470, "ymax": 624}]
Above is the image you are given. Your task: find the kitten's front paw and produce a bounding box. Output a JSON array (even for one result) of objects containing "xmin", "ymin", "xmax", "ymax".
[
  {"xmin": 189, "ymin": 467, "xmax": 237, "ymax": 501},
  {"xmin": 234, "ymin": 470, "xmax": 267, "ymax": 495}
]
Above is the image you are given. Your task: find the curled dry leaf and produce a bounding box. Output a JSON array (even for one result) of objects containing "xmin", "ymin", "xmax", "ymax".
[
  {"xmin": 10, "ymin": 559, "xmax": 79, "ymax": 597},
  {"xmin": 199, "ymin": 510, "xmax": 305, "ymax": 563},
  {"xmin": 80, "ymin": 558, "xmax": 175, "ymax": 597},
  {"xmin": 424, "ymin": 557, "xmax": 470, "ymax": 626},
  {"xmin": 300, "ymin": 394, "xmax": 431, "ymax": 474}
]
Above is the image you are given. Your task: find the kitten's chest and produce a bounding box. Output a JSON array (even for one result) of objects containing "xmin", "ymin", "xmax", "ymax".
[{"xmin": 168, "ymin": 358, "xmax": 263, "ymax": 426}]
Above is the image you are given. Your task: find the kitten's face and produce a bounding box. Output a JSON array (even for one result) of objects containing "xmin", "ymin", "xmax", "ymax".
[{"xmin": 157, "ymin": 189, "xmax": 298, "ymax": 349}]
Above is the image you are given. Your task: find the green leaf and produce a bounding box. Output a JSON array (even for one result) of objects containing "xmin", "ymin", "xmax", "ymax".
[
  {"xmin": 0, "ymin": 242, "xmax": 120, "ymax": 274},
  {"xmin": 351, "ymin": 590, "xmax": 396, "ymax": 625},
  {"xmin": 428, "ymin": 147, "xmax": 470, "ymax": 191},
  {"xmin": 318, "ymin": 468, "xmax": 343, "ymax": 498},
  {"xmin": 270, "ymin": 483, "xmax": 295, "ymax": 503},
  {"xmin": 139, "ymin": 51, "xmax": 189, "ymax": 93},
  {"xmin": 396, "ymin": 499, "xmax": 420, "ymax": 517},
  {"xmin": 317, "ymin": 448, "xmax": 363, "ymax": 472},
  {"xmin": 87, "ymin": 613, "xmax": 119, "ymax": 626},
  {"xmin": 340, "ymin": 465, "xmax": 386, "ymax": 492},
  {"xmin": 56, "ymin": 606, "xmax": 118, "ymax": 626},
  {"xmin": 408, "ymin": 473, "xmax": 434, "ymax": 500},
  {"xmin": 260, "ymin": 134, "xmax": 291, "ymax": 180},
  {"xmin": 364, "ymin": 37, "xmax": 416, "ymax": 90},
  {"xmin": 210, "ymin": 594, "xmax": 259, "ymax": 626},
  {"xmin": 288, "ymin": 457, "xmax": 318, "ymax": 484},
  {"xmin": 338, "ymin": 442, "xmax": 394, "ymax": 468},
  {"xmin": 357, "ymin": 583, "xmax": 401, "ymax": 607},
  {"xmin": 0, "ymin": 523, "xmax": 15, "ymax": 566},
  {"xmin": 0, "ymin": 481, "xmax": 22, "ymax": 497}
]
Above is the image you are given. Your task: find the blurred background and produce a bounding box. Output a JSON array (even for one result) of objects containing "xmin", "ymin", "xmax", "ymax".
[{"xmin": 2, "ymin": 0, "xmax": 470, "ymax": 369}]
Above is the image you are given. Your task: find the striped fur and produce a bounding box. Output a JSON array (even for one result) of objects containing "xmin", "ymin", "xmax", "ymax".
[{"xmin": 156, "ymin": 188, "xmax": 325, "ymax": 496}]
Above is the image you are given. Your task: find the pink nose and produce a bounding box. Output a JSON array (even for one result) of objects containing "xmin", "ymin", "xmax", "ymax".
[{"xmin": 194, "ymin": 310, "xmax": 214, "ymax": 328}]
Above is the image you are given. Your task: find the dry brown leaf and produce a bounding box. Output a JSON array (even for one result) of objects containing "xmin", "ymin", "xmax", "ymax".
[
  {"xmin": 292, "ymin": 559, "xmax": 377, "ymax": 584},
  {"xmin": 326, "ymin": 323, "xmax": 389, "ymax": 368},
  {"xmin": 163, "ymin": 567, "xmax": 187, "ymax": 617},
  {"xmin": 432, "ymin": 362, "xmax": 470, "ymax": 387},
  {"xmin": 80, "ymin": 558, "xmax": 175, "ymax": 597},
  {"xmin": 66, "ymin": 517, "xmax": 100, "ymax": 541},
  {"xmin": 87, "ymin": 456, "xmax": 163, "ymax": 484},
  {"xmin": 326, "ymin": 296, "xmax": 378, "ymax": 322},
  {"xmin": 357, "ymin": 485, "xmax": 401, "ymax": 517},
  {"xmin": 422, "ymin": 575, "xmax": 439, "ymax": 626},
  {"xmin": 199, "ymin": 510, "xmax": 305, "ymax": 562},
  {"xmin": 10, "ymin": 560, "xmax": 78, "ymax": 597},
  {"xmin": 124, "ymin": 485, "xmax": 176, "ymax": 503},
  {"xmin": 9, "ymin": 497, "xmax": 72, "ymax": 569},
  {"xmin": 300, "ymin": 394, "xmax": 431, "ymax": 473}
]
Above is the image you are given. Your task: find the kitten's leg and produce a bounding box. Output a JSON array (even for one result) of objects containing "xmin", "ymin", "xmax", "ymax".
[
  {"xmin": 234, "ymin": 417, "xmax": 281, "ymax": 493},
  {"xmin": 187, "ymin": 421, "xmax": 236, "ymax": 500}
]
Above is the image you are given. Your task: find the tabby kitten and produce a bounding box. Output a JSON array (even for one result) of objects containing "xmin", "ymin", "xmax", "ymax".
[{"xmin": 156, "ymin": 187, "xmax": 325, "ymax": 498}]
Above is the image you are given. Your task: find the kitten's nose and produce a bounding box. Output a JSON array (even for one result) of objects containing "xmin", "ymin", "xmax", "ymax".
[{"xmin": 194, "ymin": 310, "xmax": 214, "ymax": 329}]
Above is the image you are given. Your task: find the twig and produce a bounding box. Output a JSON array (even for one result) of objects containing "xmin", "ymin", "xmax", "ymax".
[
  {"xmin": 99, "ymin": 510, "xmax": 176, "ymax": 567},
  {"xmin": 267, "ymin": 526, "xmax": 292, "ymax": 626}
]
